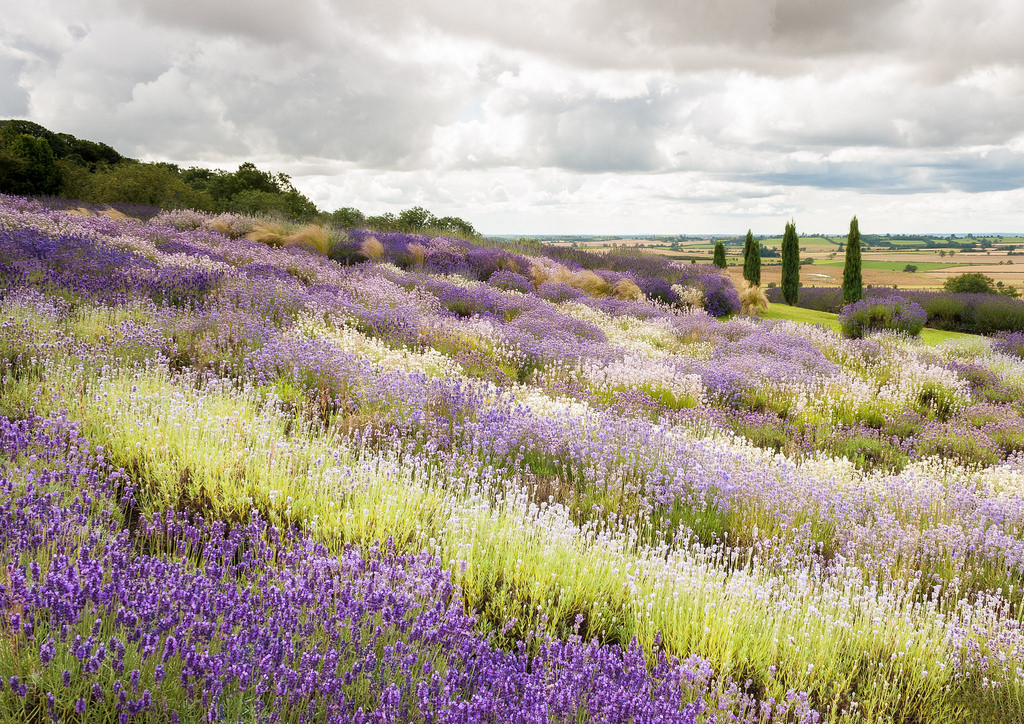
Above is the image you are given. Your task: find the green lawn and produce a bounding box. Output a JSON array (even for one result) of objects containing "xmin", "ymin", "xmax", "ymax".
[
  {"xmin": 760, "ymin": 236, "xmax": 838, "ymax": 248},
  {"xmin": 813, "ymin": 260, "xmax": 957, "ymax": 271},
  {"xmin": 760, "ymin": 304, "xmax": 980, "ymax": 345}
]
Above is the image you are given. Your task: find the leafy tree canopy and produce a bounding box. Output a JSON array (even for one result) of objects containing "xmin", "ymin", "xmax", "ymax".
[
  {"xmin": 943, "ymin": 272, "xmax": 998, "ymax": 295},
  {"xmin": 0, "ymin": 119, "xmax": 479, "ymax": 237}
]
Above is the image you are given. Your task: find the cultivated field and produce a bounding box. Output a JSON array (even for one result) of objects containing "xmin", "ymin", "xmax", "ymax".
[
  {"xmin": 2, "ymin": 196, "xmax": 1024, "ymax": 723},
  {"xmin": 558, "ymin": 237, "xmax": 1024, "ymax": 292}
]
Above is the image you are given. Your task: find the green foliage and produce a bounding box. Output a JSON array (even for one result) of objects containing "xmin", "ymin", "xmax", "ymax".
[
  {"xmin": 996, "ymin": 282, "xmax": 1020, "ymax": 298},
  {"xmin": 83, "ymin": 162, "xmax": 213, "ymax": 208},
  {"xmin": 177, "ymin": 161, "xmax": 319, "ymax": 219},
  {"xmin": 903, "ymin": 264, "xmax": 918, "ymax": 273},
  {"xmin": 748, "ymin": 241, "xmax": 761, "ymax": 286},
  {"xmin": 0, "ymin": 132, "xmax": 61, "ymax": 195},
  {"xmin": 367, "ymin": 206, "xmax": 479, "ymax": 238},
  {"xmin": 398, "ymin": 206, "xmax": 433, "ymax": 230},
  {"xmin": 741, "ymin": 230, "xmax": 761, "ymax": 286},
  {"xmin": 842, "ymin": 216, "xmax": 863, "ymax": 304},
  {"xmin": 972, "ymin": 298, "xmax": 1024, "ymax": 334},
  {"xmin": 330, "ymin": 207, "xmax": 366, "ymax": 228},
  {"xmin": 712, "ymin": 241, "xmax": 727, "ymax": 268},
  {"xmin": 781, "ymin": 220, "xmax": 800, "ymax": 305},
  {"xmin": 0, "ymin": 122, "xmax": 325, "ymax": 220},
  {"xmin": 0, "ymin": 119, "xmax": 122, "ymax": 168},
  {"xmin": 829, "ymin": 433, "xmax": 909, "ymax": 471},
  {"xmin": 943, "ymin": 272, "xmax": 998, "ymax": 295}
]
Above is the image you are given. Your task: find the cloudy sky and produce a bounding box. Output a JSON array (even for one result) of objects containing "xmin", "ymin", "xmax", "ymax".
[{"xmin": 3, "ymin": 0, "xmax": 1024, "ymax": 234}]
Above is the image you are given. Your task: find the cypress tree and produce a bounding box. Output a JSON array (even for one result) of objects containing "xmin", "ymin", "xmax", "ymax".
[
  {"xmin": 742, "ymin": 230, "xmax": 754, "ymax": 282},
  {"xmin": 781, "ymin": 220, "xmax": 800, "ymax": 305},
  {"xmin": 842, "ymin": 215, "xmax": 863, "ymax": 304},
  {"xmin": 713, "ymin": 241, "xmax": 727, "ymax": 268},
  {"xmin": 745, "ymin": 233, "xmax": 761, "ymax": 286}
]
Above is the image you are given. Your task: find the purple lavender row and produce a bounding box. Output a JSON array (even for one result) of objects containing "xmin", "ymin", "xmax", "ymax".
[
  {"xmin": 0, "ymin": 413, "xmax": 715, "ymax": 723},
  {"xmin": 2, "ymin": 206, "xmax": 1023, "ymax": 580}
]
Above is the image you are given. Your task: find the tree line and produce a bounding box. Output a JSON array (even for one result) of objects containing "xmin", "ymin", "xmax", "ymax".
[
  {"xmin": 712, "ymin": 218, "xmax": 864, "ymax": 306},
  {"xmin": 0, "ymin": 120, "xmax": 478, "ymax": 237}
]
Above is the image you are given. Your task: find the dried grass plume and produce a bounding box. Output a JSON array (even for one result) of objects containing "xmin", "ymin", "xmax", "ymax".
[
  {"xmin": 406, "ymin": 243, "xmax": 426, "ymax": 267},
  {"xmin": 360, "ymin": 236, "xmax": 384, "ymax": 261},
  {"xmin": 284, "ymin": 225, "xmax": 331, "ymax": 256},
  {"xmin": 612, "ymin": 278, "xmax": 643, "ymax": 301},
  {"xmin": 246, "ymin": 222, "xmax": 289, "ymax": 247},
  {"xmin": 570, "ymin": 270, "xmax": 610, "ymax": 297},
  {"xmin": 739, "ymin": 283, "xmax": 770, "ymax": 316}
]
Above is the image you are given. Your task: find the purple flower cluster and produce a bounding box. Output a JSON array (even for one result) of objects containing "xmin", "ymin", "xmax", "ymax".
[
  {"xmin": 0, "ymin": 413, "xmax": 707, "ymax": 723},
  {"xmin": 770, "ymin": 285, "xmax": 1024, "ymax": 336},
  {"xmin": 993, "ymin": 331, "xmax": 1024, "ymax": 359},
  {"xmin": 337, "ymin": 227, "xmax": 740, "ymax": 314},
  {"xmin": 838, "ymin": 295, "xmax": 927, "ymax": 339}
]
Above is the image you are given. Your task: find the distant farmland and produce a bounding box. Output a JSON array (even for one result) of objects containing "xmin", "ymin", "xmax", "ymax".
[{"xmin": 536, "ymin": 235, "xmax": 1024, "ymax": 291}]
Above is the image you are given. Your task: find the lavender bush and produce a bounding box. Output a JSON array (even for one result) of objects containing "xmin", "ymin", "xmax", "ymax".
[
  {"xmin": 838, "ymin": 295, "xmax": 927, "ymax": 339},
  {"xmin": 993, "ymin": 330, "xmax": 1024, "ymax": 358},
  {"xmin": 768, "ymin": 285, "xmax": 1024, "ymax": 336}
]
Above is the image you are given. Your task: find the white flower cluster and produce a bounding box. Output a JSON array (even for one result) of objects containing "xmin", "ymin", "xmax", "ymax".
[
  {"xmin": 296, "ymin": 314, "xmax": 460, "ymax": 378},
  {"xmin": 671, "ymin": 284, "xmax": 705, "ymax": 309}
]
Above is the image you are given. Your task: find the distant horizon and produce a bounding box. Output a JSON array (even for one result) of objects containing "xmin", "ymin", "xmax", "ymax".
[{"xmin": 482, "ymin": 231, "xmax": 1024, "ymax": 239}]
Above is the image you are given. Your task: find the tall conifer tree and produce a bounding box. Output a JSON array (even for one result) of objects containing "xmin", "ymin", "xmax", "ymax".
[
  {"xmin": 843, "ymin": 215, "xmax": 863, "ymax": 304},
  {"xmin": 713, "ymin": 241, "xmax": 727, "ymax": 268},
  {"xmin": 742, "ymin": 230, "xmax": 754, "ymax": 282},
  {"xmin": 743, "ymin": 232, "xmax": 762, "ymax": 287},
  {"xmin": 781, "ymin": 220, "xmax": 800, "ymax": 305},
  {"xmin": 747, "ymin": 239, "xmax": 761, "ymax": 287}
]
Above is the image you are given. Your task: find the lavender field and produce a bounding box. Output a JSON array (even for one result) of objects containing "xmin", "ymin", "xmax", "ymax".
[{"xmin": 1, "ymin": 194, "xmax": 1023, "ymax": 723}]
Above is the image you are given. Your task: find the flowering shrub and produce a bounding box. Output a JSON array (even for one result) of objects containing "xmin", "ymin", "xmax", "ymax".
[
  {"xmin": 839, "ymin": 295, "xmax": 927, "ymax": 339},
  {"xmin": 769, "ymin": 285, "xmax": 1024, "ymax": 336},
  {"xmin": 993, "ymin": 330, "xmax": 1024, "ymax": 358},
  {"xmin": 489, "ymin": 269, "xmax": 534, "ymax": 293}
]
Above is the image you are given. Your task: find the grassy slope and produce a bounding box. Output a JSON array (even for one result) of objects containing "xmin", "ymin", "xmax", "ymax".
[{"xmin": 761, "ymin": 303, "xmax": 980, "ymax": 345}]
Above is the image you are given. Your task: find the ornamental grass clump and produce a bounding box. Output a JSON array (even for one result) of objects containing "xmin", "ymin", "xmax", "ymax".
[
  {"xmin": 359, "ymin": 235, "xmax": 385, "ymax": 261},
  {"xmin": 739, "ymin": 282, "xmax": 769, "ymax": 316},
  {"xmin": 245, "ymin": 220, "xmax": 289, "ymax": 247},
  {"xmin": 206, "ymin": 212, "xmax": 253, "ymax": 238},
  {"xmin": 839, "ymin": 296, "xmax": 926, "ymax": 339},
  {"xmin": 283, "ymin": 223, "xmax": 331, "ymax": 255},
  {"xmin": 612, "ymin": 278, "xmax": 643, "ymax": 301}
]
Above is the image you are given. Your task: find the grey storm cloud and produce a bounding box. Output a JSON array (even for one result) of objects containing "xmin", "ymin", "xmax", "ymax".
[{"xmin": 1, "ymin": 0, "xmax": 1023, "ymax": 231}]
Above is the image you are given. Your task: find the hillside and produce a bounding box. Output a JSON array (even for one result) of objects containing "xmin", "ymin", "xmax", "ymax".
[{"xmin": 1, "ymin": 194, "xmax": 1024, "ymax": 722}]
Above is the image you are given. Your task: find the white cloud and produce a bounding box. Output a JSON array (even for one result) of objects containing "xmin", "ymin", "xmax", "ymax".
[{"xmin": 1, "ymin": 0, "xmax": 1023, "ymax": 232}]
